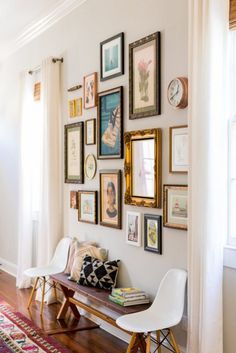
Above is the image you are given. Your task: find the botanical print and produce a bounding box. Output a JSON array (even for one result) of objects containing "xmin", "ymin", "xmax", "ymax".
[
  {"xmin": 133, "ymin": 40, "xmax": 156, "ymax": 112},
  {"xmin": 80, "ymin": 193, "xmax": 95, "ymax": 223},
  {"xmin": 147, "ymin": 219, "xmax": 158, "ymax": 249},
  {"xmin": 85, "ymin": 154, "xmax": 96, "ymax": 180},
  {"xmin": 84, "ymin": 73, "xmax": 97, "ymax": 109},
  {"xmin": 100, "ymin": 92, "xmax": 121, "ymax": 156},
  {"xmin": 127, "ymin": 213, "xmax": 139, "ymax": 243},
  {"xmin": 101, "ymin": 174, "xmax": 118, "ymax": 225},
  {"xmin": 70, "ymin": 191, "xmax": 78, "ymax": 209},
  {"xmin": 67, "ymin": 128, "xmax": 81, "ymax": 178}
]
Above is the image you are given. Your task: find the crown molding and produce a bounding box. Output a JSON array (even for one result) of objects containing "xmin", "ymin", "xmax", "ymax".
[{"xmin": 2, "ymin": 0, "xmax": 88, "ymax": 61}]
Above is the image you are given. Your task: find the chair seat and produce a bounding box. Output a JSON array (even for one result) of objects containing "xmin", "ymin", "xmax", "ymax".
[
  {"xmin": 24, "ymin": 265, "xmax": 64, "ymax": 278},
  {"xmin": 116, "ymin": 308, "xmax": 177, "ymax": 333}
]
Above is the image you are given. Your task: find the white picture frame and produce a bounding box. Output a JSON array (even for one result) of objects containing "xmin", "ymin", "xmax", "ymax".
[
  {"xmin": 169, "ymin": 125, "xmax": 188, "ymax": 173},
  {"xmin": 126, "ymin": 211, "xmax": 141, "ymax": 247}
]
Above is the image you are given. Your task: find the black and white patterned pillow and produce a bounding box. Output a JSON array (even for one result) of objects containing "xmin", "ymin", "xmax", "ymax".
[{"xmin": 78, "ymin": 256, "xmax": 120, "ymax": 290}]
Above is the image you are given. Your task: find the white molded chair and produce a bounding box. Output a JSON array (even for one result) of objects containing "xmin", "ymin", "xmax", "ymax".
[
  {"xmin": 24, "ymin": 237, "xmax": 72, "ymax": 316},
  {"xmin": 116, "ymin": 269, "xmax": 187, "ymax": 353}
]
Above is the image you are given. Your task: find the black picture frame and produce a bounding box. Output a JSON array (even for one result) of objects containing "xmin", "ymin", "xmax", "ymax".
[
  {"xmin": 129, "ymin": 31, "xmax": 161, "ymax": 119},
  {"xmin": 64, "ymin": 122, "xmax": 84, "ymax": 184},
  {"xmin": 144, "ymin": 214, "xmax": 162, "ymax": 254},
  {"xmin": 100, "ymin": 32, "xmax": 124, "ymax": 81}
]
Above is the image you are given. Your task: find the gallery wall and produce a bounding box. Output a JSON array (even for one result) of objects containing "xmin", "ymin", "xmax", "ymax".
[{"xmin": 0, "ymin": 0, "xmax": 188, "ymax": 349}]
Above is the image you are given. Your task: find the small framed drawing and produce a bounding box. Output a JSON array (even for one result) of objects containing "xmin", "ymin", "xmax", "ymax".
[
  {"xmin": 84, "ymin": 72, "xmax": 97, "ymax": 109},
  {"xmin": 129, "ymin": 31, "xmax": 161, "ymax": 119},
  {"xmin": 144, "ymin": 214, "xmax": 162, "ymax": 254},
  {"xmin": 78, "ymin": 191, "xmax": 97, "ymax": 224},
  {"xmin": 97, "ymin": 86, "xmax": 123, "ymax": 159},
  {"xmin": 75, "ymin": 98, "xmax": 83, "ymax": 116},
  {"xmin": 163, "ymin": 185, "xmax": 188, "ymax": 230},
  {"xmin": 70, "ymin": 191, "xmax": 78, "ymax": 209},
  {"xmin": 126, "ymin": 211, "xmax": 141, "ymax": 247},
  {"xmin": 100, "ymin": 32, "xmax": 124, "ymax": 81},
  {"xmin": 85, "ymin": 118, "xmax": 96, "ymax": 145},
  {"xmin": 65, "ymin": 122, "xmax": 84, "ymax": 184},
  {"xmin": 100, "ymin": 170, "xmax": 122, "ymax": 229},
  {"xmin": 169, "ymin": 125, "xmax": 188, "ymax": 173},
  {"xmin": 84, "ymin": 154, "xmax": 97, "ymax": 180}
]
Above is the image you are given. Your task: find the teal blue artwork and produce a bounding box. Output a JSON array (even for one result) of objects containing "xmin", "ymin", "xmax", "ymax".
[
  {"xmin": 100, "ymin": 92, "xmax": 121, "ymax": 156},
  {"xmin": 105, "ymin": 45, "xmax": 119, "ymax": 72}
]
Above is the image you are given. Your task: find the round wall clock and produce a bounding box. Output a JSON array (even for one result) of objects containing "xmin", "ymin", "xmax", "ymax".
[
  {"xmin": 84, "ymin": 154, "xmax": 97, "ymax": 180},
  {"xmin": 167, "ymin": 77, "xmax": 188, "ymax": 109}
]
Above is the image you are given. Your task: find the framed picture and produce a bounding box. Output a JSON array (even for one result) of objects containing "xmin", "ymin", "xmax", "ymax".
[
  {"xmin": 129, "ymin": 31, "xmax": 161, "ymax": 119},
  {"xmin": 100, "ymin": 32, "xmax": 124, "ymax": 81},
  {"xmin": 84, "ymin": 72, "xmax": 97, "ymax": 109},
  {"xmin": 84, "ymin": 154, "xmax": 97, "ymax": 180},
  {"xmin": 124, "ymin": 129, "xmax": 162, "ymax": 208},
  {"xmin": 65, "ymin": 122, "xmax": 84, "ymax": 184},
  {"xmin": 69, "ymin": 98, "xmax": 82, "ymax": 118},
  {"xmin": 100, "ymin": 170, "xmax": 122, "ymax": 229},
  {"xmin": 85, "ymin": 118, "xmax": 96, "ymax": 145},
  {"xmin": 169, "ymin": 125, "xmax": 188, "ymax": 173},
  {"xmin": 78, "ymin": 191, "xmax": 97, "ymax": 224},
  {"xmin": 144, "ymin": 214, "xmax": 162, "ymax": 254},
  {"xmin": 97, "ymin": 86, "xmax": 123, "ymax": 159},
  {"xmin": 126, "ymin": 211, "xmax": 141, "ymax": 247},
  {"xmin": 163, "ymin": 185, "xmax": 188, "ymax": 230},
  {"xmin": 70, "ymin": 191, "xmax": 78, "ymax": 209}
]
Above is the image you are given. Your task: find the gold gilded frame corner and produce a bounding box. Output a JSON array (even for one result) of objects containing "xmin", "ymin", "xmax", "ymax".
[{"xmin": 124, "ymin": 128, "xmax": 162, "ymax": 208}]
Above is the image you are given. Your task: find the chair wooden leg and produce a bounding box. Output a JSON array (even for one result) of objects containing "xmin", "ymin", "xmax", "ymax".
[
  {"xmin": 126, "ymin": 333, "xmax": 137, "ymax": 353},
  {"xmin": 40, "ymin": 277, "xmax": 46, "ymax": 316},
  {"xmin": 156, "ymin": 330, "xmax": 161, "ymax": 353},
  {"xmin": 169, "ymin": 329, "xmax": 180, "ymax": 353},
  {"xmin": 53, "ymin": 281, "xmax": 58, "ymax": 302},
  {"xmin": 146, "ymin": 334, "xmax": 151, "ymax": 353},
  {"xmin": 27, "ymin": 277, "xmax": 39, "ymax": 310}
]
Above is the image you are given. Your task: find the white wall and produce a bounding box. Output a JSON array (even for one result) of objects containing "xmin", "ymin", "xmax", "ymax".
[{"xmin": 0, "ymin": 0, "xmax": 188, "ymax": 348}]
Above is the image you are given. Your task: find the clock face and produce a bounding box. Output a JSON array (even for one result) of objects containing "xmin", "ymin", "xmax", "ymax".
[{"xmin": 168, "ymin": 79, "xmax": 184, "ymax": 107}]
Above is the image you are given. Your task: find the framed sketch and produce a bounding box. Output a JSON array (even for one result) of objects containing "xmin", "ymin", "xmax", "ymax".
[
  {"xmin": 65, "ymin": 122, "xmax": 84, "ymax": 184},
  {"xmin": 97, "ymin": 86, "xmax": 123, "ymax": 159},
  {"xmin": 78, "ymin": 191, "xmax": 97, "ymax": 224},
  {"xmin": 129, "ymin": 32, "xmax": 161, "ymax": 119},
  {"xmin": 85, "ymin": 118, "xmax": 96, "ymax": 145},
  {"xmin": 163, "ymin": 185, "xmax": 188, "ymax": 230},
  {"xmin": 84, "ymin": 72, "xmax": 97, "ymax": 109},
  {"xmin": 84, "ymin": 154, "xmax": 97, "ymax": 180},
  {"xmin": 126, "ymin": 211, "xmax": 141, "ymax": 247},
  {"xmin": 100, "ymin": 170, "xmax": 122, "ymax": 229},
  {"xmin": 124, "ymin": 129, "xmax": 162, "ymax": 208},
  {"xmin": 70, "ymin": 191, "xmax": 78, "ymax": 209},
  {"xmin": 169, "ymin": 126, "xmax": 188, "ymax": 173},
  {"xmin": 100, "ymin": 32, "xmax": 124, "ymax": 81},
  {"xmin": 144, "ymin": 214, "xmax": 162, "ymax": 254}
]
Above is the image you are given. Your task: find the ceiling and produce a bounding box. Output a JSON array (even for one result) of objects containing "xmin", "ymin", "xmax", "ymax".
[{"xmin": 0, "ymin": 0, "xmax": 86, "ymax": 62}]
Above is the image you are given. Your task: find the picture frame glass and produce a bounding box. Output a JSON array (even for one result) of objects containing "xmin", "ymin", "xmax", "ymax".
[
  {"xmin": 85, "ymin": 154, "xmax": 96, "ymax": 180},
  {"xmin": 146, "ymin": 218, "xmax": 158, "ymax": 249},
  {"xmin": 171, "ymin": 127, "xmax": 188, "ymax": 172},
  {"xmin": 101, "ymin": 173, "xmax": 119, "ymax": 226},
  {"xmin": 131, "ymin": 138, "xmax": 155, "ymax": 198},
  {"xmin": 126, "ymin": 212, "xmax": 141, "ymax": 246},
  {"xmin": 99, "ymin": 90, "xmax": 121, "ymax": 157},
  {"xmin": 80, "ymin": 192, "xmax": 96, "ymax": 223},
  {"xmin": 66, "ymin": 124, "xmax": 83, "ymax": 183},
  {"xmin": 86, "ymin": 119, "xmax": 95, "ymax": 144},
  {"xmin": 102, "ymin": 36, "xmax": 122, "ymax": 79},
  {"xmin": 84, "ymin": 73, "xmax": 97, "ymax": 109},
  {"xmin": 167, "ymin": 188, "xmax": 188, "ymax": 227}
]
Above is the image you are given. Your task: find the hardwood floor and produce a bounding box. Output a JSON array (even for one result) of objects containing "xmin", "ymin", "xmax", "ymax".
[{"xmin": 0, "ymin": 270, "xmax": 127, "ymax": 353}]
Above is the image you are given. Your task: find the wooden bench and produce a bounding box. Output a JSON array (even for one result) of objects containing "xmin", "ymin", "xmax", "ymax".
[{"xmin": 50, "ymin": 272, "xmax": 151, "ymax": 347}]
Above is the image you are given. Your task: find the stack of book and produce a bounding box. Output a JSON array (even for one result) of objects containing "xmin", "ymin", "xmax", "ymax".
[{"xmin": 109, "ymin": 287, "xmax": 150, "ymax": 307}]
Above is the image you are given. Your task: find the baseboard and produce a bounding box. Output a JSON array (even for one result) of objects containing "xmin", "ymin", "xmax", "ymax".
[{"xmin": 0, "ymin": 257, "xmax": 17, "ymax": 277}]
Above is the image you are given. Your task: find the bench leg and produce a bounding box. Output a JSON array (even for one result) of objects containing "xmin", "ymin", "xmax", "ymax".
[{"xmin": 57, "ymin": 284, "xmax": 80, "ymax": 320}]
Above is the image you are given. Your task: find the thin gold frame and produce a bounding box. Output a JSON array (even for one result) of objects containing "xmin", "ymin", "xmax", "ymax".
[{"xmin": 124, "ymin": 129, "xmax": 162, "ymax": 208}]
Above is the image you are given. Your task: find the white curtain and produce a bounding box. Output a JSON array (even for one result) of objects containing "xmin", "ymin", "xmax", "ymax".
[{"xmin": 188, "ymin": 1, "xmax": 229, "ymax": 353}]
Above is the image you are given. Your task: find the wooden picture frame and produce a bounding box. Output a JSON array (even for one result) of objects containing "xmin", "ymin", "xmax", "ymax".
[
  {"xmin": 97, "ymin": 86, "xmax": 123, "ymax": 159},
  {"xmin": 100, "ymin": 32, "xmax": 124, "ymax": 81},
  {"xmin": 85, "ymin": 118, "xmax": 96, "ymax": 145},
  {"xmin": 84, "ymin": 72, "xmax": 97, "ymax": 109},
  {"xmin": 124, "ymin": 129, "xmax": 162, "ymax": 208},
  {"xmin": 126, "ymin": 211, "xmax": 141, "ymax": 247},
  {"xmin": 70, "ymin": 191, "xmax": 78, "ymax": 209},
  {"xmin": 78, "ymin": 191, "xmax": 97, "ymax": 224},
  {"xmin": 144, "ymin": 214, "xmax": 162, "ymax": 254},
  {"xmin": 129, "ymin": 31, "xmax": 161, "ymax": 119},
  {"xmin": 169, "ymin": 125, "xmax": 188, "ymax": 173},
  {"xmin": 65, "ymin": 122, "xmax": 84, "ymax": 184},
  {"xmin": 163, "ymin": 185, "xmax": 188, "ymax": 230},
  {"xmin": 99, "ymin": 170, "xmax": 122, "ymax": 229}
]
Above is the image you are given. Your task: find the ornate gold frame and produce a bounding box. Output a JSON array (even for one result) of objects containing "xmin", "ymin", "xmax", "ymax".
[{"xmin": 124, "ymin": 129, "xmax": 162, "ymax": 208}]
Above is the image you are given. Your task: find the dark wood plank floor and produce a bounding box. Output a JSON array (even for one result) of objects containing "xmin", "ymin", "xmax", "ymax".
[{"xmin": 0, "ymin": 270, "xmax": 127, "ymax": 353}]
